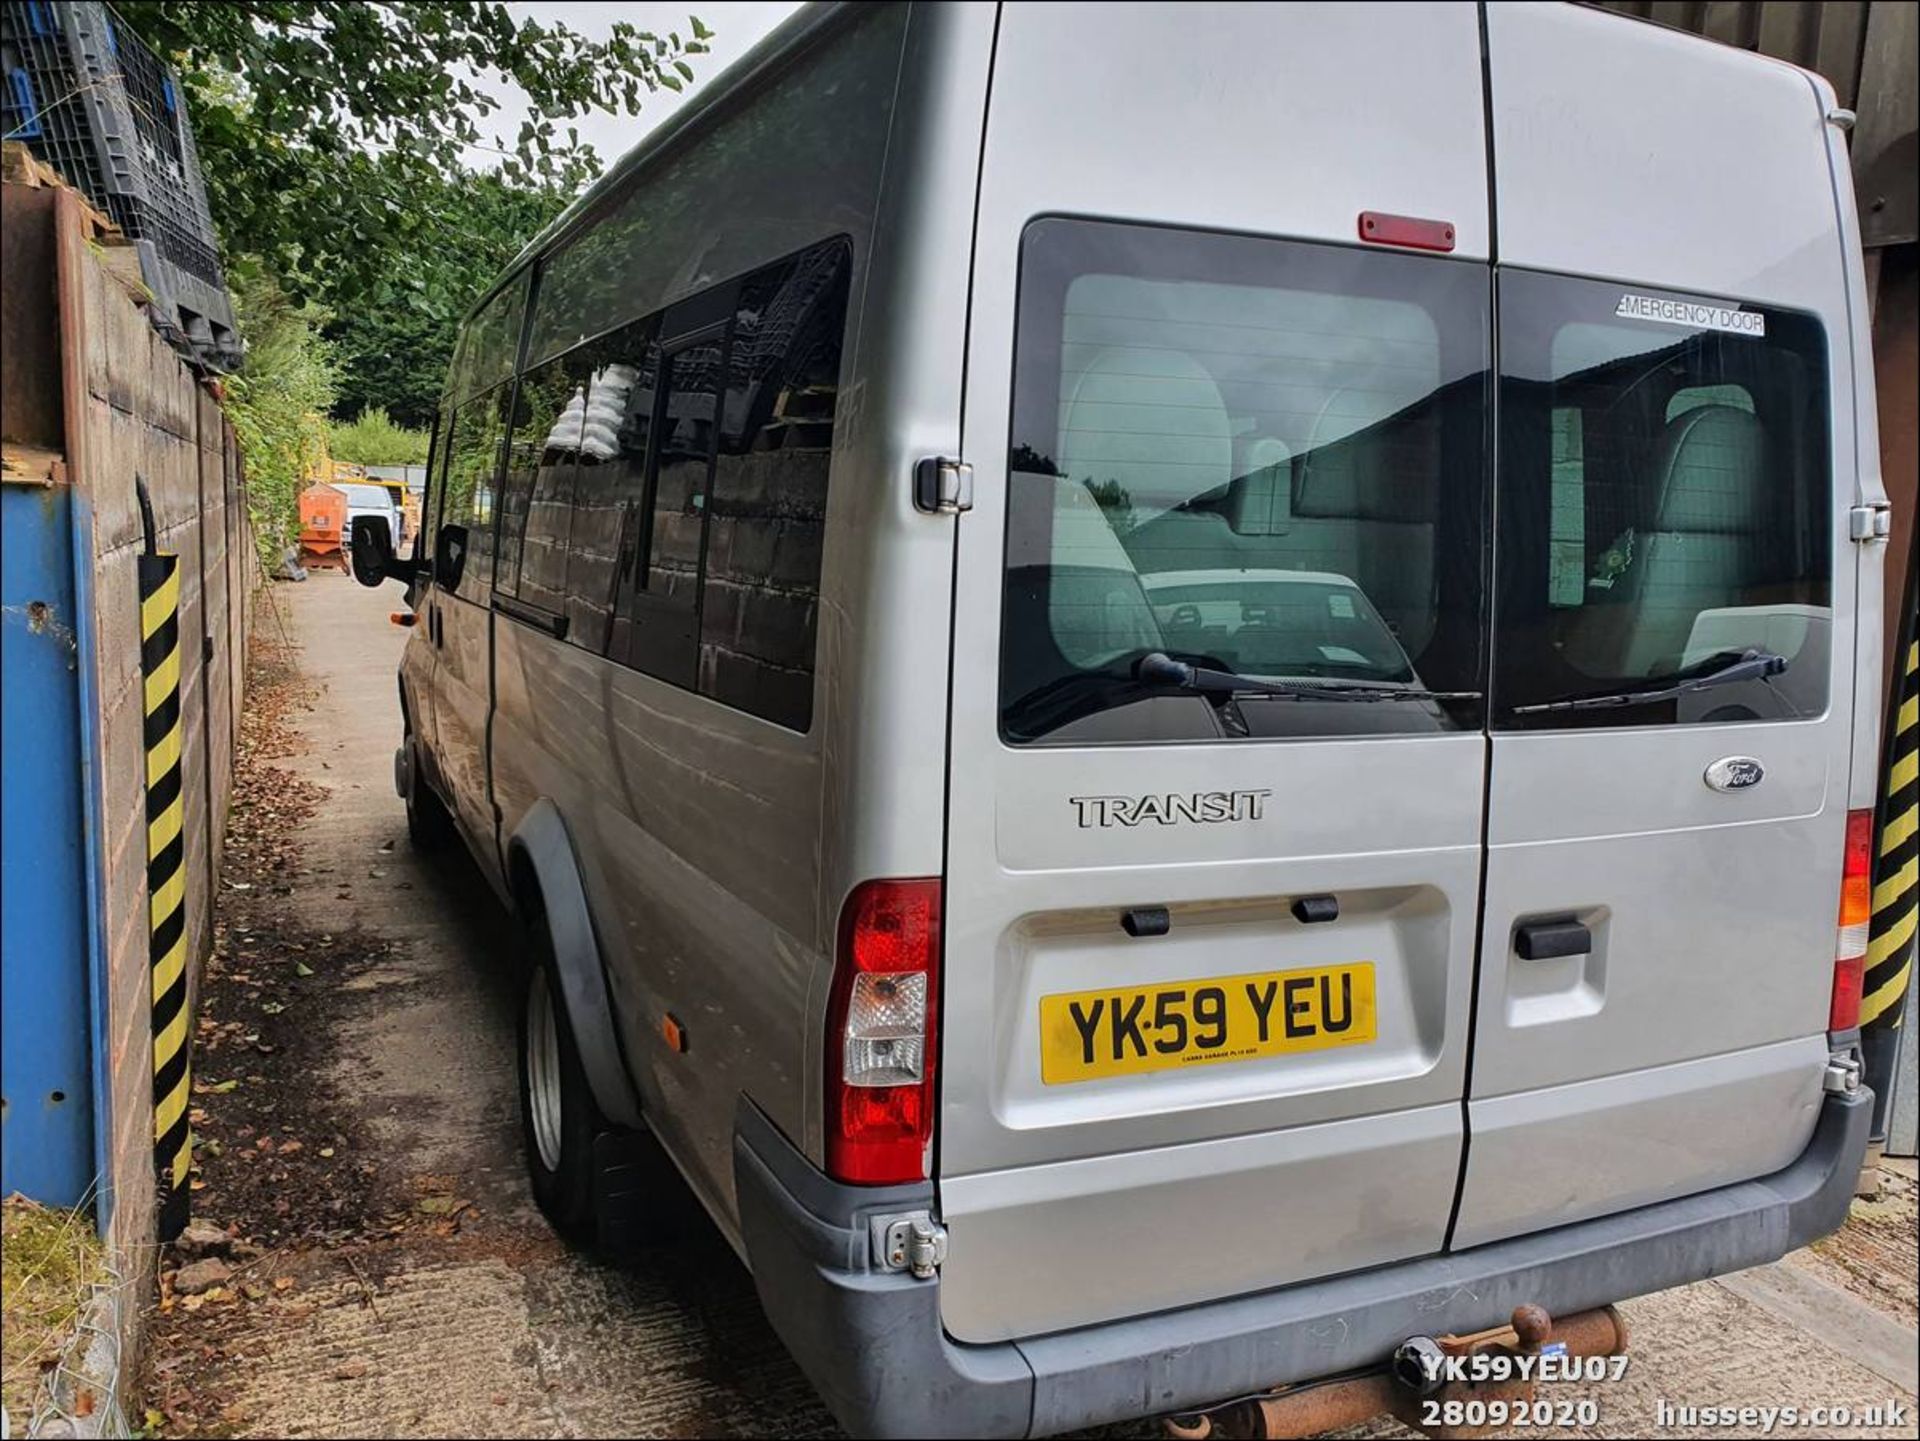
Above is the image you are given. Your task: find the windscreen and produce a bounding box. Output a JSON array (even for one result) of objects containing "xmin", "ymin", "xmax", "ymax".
[{"xmin": 999, "ymin": 218, "xmax": 1489, "ymax": 744}]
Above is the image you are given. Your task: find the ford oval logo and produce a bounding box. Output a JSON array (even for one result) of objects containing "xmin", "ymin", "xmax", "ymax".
[{"xmin": 1705, "ymin": 756, "xmax": 1765, "ymax": 792}]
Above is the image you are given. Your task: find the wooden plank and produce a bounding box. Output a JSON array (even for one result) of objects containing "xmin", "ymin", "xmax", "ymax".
[{"xmin": 1, "ymin": 185, "xmax": 63, "ymax": 450}]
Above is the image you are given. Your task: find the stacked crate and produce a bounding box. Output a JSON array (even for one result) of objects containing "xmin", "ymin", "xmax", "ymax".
[{"xmin": 1, "ymin": 1, "xmax": 241, "ymax": 370}]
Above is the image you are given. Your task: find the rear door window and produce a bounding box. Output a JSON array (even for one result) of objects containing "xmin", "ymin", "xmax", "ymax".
[
  {"xmin": 1492, "ymin": 272, "xmax": 1830, "ymax": 726},
  {"xmin": 1000, "ymin": 217, "xmax": 1490, "ymax": 744}
]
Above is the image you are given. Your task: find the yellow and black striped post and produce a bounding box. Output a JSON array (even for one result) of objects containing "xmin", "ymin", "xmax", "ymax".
[
  {"xmin": 1862, "ymin": 562, "xmax": 1918, "ymax": 1140},
  {"xmin": 140, "ymin": 547, "xmax": 192, "ymax": 1241},
  {"xmin": 1863, "ymin": 634, "xmax": 1917, "ymax": 1030}
]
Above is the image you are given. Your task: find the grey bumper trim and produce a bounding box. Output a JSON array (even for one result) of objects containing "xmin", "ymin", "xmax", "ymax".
[{"xmin": 732, "ymin": 1089, "xmax": 1872, "ymax": 1439}]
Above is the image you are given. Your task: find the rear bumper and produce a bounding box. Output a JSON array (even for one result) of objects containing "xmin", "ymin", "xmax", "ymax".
[{"xmin": 732, "ymin": 1088, "xmax": 1872, "ymax": 1439}]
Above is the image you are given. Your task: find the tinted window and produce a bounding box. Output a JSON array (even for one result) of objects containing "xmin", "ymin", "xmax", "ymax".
[
  {"xmin": 1000, "ymin": 218, "xmax": 1490, "ymax": 744},
  {"xmin": 451, "ymin": 272, "xmax": 530, "ymax": 405},
  {"xmin": 562, "ymin": 318, "xmax": 661, "ymax": 653},
  {"xmin": 613, "ymin": 333, "xmax": 722, "ymax": 686},
  {"xmin": 495, "ymin": 354, "xmax": 594, "ymax": 604},
  {"xmin": 441, "ymin": 384, "xmax": 509, "ymax": 597},
  {"xmin": 424, "ymin": 411, "xmax": 452, "ymax": 544},
  {"xmin": 1494, "ymin": 272, "xmax": 1830, "ymax": 727},
  {"xmin": 699, "ymin": 243, "xmax": 849, "ymax": 730},
  {"xmin": 523, "ymin": 5, "xmax": 904, "ymax": 368}
]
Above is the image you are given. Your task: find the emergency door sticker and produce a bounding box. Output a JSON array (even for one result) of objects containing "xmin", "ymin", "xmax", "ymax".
[{"xmin": 1614, "ymin": 293, "xmax": 1765, "ymax": 337}]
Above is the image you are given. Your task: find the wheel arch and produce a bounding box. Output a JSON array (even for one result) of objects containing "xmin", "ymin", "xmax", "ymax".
[{"xmin": 505, "ymin": 798, "xmax": 646, "ymax": 1130}]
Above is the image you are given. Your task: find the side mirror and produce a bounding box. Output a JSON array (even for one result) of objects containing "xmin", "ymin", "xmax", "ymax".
[{"xmin": 349, "ymin": 514, "xmax": 423, "ymax": 589}]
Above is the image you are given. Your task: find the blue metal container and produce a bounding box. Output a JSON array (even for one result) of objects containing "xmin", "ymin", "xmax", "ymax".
[{"xmin": 1, "ymin": 480, "xmax": 97, "ymax": 1205}]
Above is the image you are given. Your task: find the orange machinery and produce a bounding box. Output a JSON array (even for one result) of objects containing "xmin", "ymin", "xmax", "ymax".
[{"xmin": 298, "ymin": 483, "xmax": 347, "ymax": 571}]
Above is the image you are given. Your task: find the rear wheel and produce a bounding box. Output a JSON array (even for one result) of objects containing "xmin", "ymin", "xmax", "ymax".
[
  {"xmin": 403, "ymin": 736, "xmax": 455, "ymax": 851},
  {"xmin": 515, "ymin": 920, "xmax": 685, "ymax": 1253},
  {"xmin": 518, "ymin": 935, "xmax": 604, "ymax": 1241}
]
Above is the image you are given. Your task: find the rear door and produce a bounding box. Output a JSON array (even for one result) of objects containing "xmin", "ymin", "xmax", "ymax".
[
  {"xmin": 939, "ymin": 2, "xmax": 1493, "ymax": 1345},
  {"xmin": 1452, "ymin": 3, "xmax": 1859, "ymax": 1248}
]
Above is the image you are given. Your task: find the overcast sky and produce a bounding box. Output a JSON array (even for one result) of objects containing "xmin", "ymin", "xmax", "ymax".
[{"xmin": 475, "ymin": 2, "xmax": 803, "ymax": 180}]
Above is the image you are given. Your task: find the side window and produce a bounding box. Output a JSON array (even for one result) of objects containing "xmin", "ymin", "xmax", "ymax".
[
  {"xmin": 700, "ymin": 241, "xmax": 850, "ymax": 730},
  {"xmin": 423, "ymin": 410, "xmax": 451, "ymax": 553},
  {"xmin": 441, "ymin": 384, "xmax": 509, "ymax": 597},
  {"xmin": 614, "ymin": 331, "xmax": 723, "ymax": 687},
  {"xmin": 452, "ymin": 273, "xmax": 529, "ymax": 404},
  {"xmin": 513, "ymin": 355, "xmax": 596, "ymax": 614},
  {"xmin": 495, "ymin": 356, "xmax": 591, "ymax": 603},
  {"xmin": 564, "ymin": 318, "xmax": 661, "ymax": 653},
  {"xmin": 494, "ymin": 238, "xmax": 851, "ymax": 728},
  {"xmin": 1494, "ymin": 273, "xmax": 1830, "ymax": 727}
]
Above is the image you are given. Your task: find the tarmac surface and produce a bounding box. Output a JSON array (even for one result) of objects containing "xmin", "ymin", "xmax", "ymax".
[{"xmin": 141, "ymin": 571, "xmax": 1917, "ymax": 1439}]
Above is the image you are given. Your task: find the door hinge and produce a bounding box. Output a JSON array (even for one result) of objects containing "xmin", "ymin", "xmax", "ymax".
[
  {"xmin": 1848, "ymin": 502, "xmax": 1891, "ymax": 542},
  {"xmin": 1824, "ymin": 1051, "xmax": 1863, "ymax": 1095},
  {"xmin": 869, "ymin": 1210, "xmax": 948, "ymax": 1279},
  {"xmin": 913, "ymin": 457, "xmax": 973, "ymax": 515}
]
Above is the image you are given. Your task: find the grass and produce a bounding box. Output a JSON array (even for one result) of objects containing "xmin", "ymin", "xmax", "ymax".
[{"xmin": 1, "ymin": 1194, "xmax": 106, "ymax": 1423}]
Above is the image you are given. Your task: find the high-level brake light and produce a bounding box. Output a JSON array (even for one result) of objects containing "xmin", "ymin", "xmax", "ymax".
[{"xmin": 1358, "ymin": 210, "xmax": 1457, "ymax": 252}]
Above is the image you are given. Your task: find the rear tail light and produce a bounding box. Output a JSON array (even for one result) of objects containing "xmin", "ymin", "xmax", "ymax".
[
  {"xmin": 826, "ymin": 878, "xmax": 941, "ymax": 1184},
  {"xmin": 1829, "ymin": 809, "xmax": 1873, "ymax": 1031}
]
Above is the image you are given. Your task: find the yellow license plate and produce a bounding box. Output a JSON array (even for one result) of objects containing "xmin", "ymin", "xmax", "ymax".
[{"xmin": 1039, "ymin": 962, "xmax": 1377, "ymax": 1084}]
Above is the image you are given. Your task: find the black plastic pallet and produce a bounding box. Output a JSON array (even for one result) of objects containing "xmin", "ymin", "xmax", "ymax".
[{"xmin": 2, "ymin": 0, "xmax": 242, "ymax": 370}]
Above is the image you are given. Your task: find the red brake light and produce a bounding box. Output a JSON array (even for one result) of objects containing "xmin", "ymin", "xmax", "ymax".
[
  {"xmin": 826, "ymin": 878, "xmax": 941, "ymax": 1185},
  {"xmin": 1830, "ymin": 809, "xmax": 1874, "ymax": 1031},
  {"xmin": 1358, "ymin": 210, "xmax": 1457, "ymax": 252}
]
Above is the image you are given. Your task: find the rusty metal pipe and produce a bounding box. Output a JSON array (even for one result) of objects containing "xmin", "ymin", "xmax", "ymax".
[
  {"xmin": 1165, "ymin": 1305, "xmax": 1630, "ymax": 1441},
  {"xmin": 1541, "ymin": 1303, "xmax": 1628, "ymax": 1359},
  {"xmin": 1248, "ymin": 1373, "xmax": 1412, "ymax": 1439}
]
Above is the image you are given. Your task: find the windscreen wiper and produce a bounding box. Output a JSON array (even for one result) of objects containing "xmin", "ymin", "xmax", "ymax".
[
  {"xmin": 1135, "ymin": 652, "xmax": 1481, "ymax": 704},
  {"xmin": 1509, "ymin": 648, "xmax": 1788, "ymax": 715}
]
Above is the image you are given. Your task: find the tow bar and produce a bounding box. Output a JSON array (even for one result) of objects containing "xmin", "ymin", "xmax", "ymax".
[{"xmin": 1162, "ymin": 1304, "xmax": 1628, "ymax": 1440}]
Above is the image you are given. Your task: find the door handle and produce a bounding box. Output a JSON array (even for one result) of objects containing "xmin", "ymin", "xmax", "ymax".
[{"xmin": 1515, "ymin": 917, "xmax": 1591, "ymax": 961}]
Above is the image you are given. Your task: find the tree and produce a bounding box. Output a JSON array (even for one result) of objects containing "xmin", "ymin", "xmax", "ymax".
[
  {"xmin": 321, "ymin": 162, "xmax": 568, "ymax": 428},
  {"xmin": 328, "ymin": 406, "xmax": 430, "ymax": 466},
  {"xmin": 220, "ymin": 263, "xmax": 338, "ymax": 569},
  {"xmin": 114, "ymin": 3, "xmax": 710, "ymax": 306}
]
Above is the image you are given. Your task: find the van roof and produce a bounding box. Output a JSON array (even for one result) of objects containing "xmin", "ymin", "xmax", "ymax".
[{"xmin": 470, "ymin": 1, "xmax": 849, "ymax": 326}]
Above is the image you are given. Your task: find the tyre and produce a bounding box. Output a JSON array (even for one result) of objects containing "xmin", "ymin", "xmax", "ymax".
[
  {"xmin": 403, "ymin": 735, "xmax": 455, "ymax": 851},
  {"xmin": 518, "ymin": 932, "xmax": 605, "ymax": 1242}
]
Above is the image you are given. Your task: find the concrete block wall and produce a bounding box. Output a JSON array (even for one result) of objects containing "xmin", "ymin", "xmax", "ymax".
[{"xmin": 1, "ymin": 181, "xmax": 256, "ymax": 1265}]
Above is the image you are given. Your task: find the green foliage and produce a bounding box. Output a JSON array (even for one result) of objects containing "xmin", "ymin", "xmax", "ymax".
[
  {"xmin": 327, "ymin": 406, "xmax": 431, "ymax": 467},
  {"xmin": 323, "ymin": 164, "xmax": 570, "ymax": 429},
  {"xmin": 114, "ymin": 3, "xmax": 710, "ymax": 306},
  {"xmin": 221, "ymin": 264, "xmax": 338, "ymax": 569},
  {"xmin": 2, "ymin": 1198, "xmax": 107, "ymax": 1422},
  {"xmin": 1085, "ymin": 477, "xmax": 1138, "ymax": 535}
]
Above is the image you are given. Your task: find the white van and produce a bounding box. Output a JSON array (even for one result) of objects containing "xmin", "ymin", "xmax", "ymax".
[{"xmin": 352, "ymin": 3, "xmax": 1891, "ymax": 1435}]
